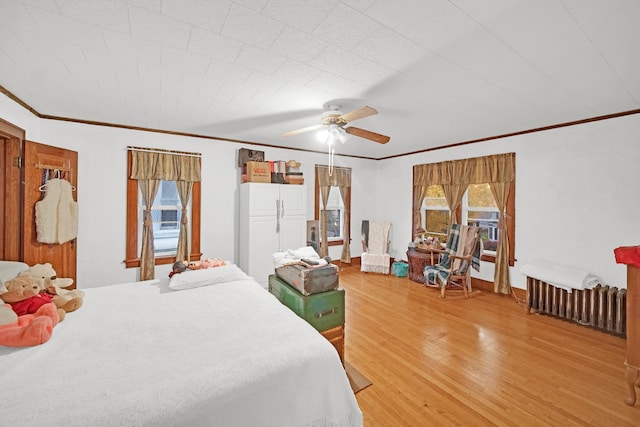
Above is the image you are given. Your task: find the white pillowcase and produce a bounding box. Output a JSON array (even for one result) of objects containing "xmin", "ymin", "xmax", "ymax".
[
  {"xmin": 0, "ymin": 261, "xmax": 30, "ymax": 294},
  {"xmin": 168, "ymin": 263, "xmax": 251, "ymax": 291}
]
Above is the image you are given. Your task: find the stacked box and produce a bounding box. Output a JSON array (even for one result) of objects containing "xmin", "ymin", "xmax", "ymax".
[
  {"xmin": 268, "ymin": 274, "xmax": 344, "ymax": 332},
  {"xmin": 275, "ymin": 263, "xmax": 339, "ymax": 295},
  {"xmin": 245, "ymin": 161, "xmax": 270, "ymax": 183}
]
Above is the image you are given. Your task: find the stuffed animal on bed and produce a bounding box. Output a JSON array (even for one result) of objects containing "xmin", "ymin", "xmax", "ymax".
[
  {"xmin": 0, "ymin": 302, "xmax": 59, "ymax": 347},
  {"xmin": 169, "ymin": 260, "xmax": 189, "ymax": 278},
  {"xmin": 20, "ymin": 262, "xmax": 84, "ymax": 301},
  {"xmin": 188, "ymin": 258, "xmax": 226, "ymax": 270},
  {"xmin": 1, "ymin": 275, "xmax": 81, "ymax": 322}
]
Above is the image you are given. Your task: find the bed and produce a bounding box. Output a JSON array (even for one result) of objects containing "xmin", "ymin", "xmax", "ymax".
[{"xmin": 0, "ymin": 263, "xmax": 363, "ymax": 427}]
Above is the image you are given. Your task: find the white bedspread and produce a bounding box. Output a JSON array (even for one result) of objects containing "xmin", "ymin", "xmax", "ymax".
[{"xmin": 0, "ymin": 277, "xmax": 362, "ymax": 427}]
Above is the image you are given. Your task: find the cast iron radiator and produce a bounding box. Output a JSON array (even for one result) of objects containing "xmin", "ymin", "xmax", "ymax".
[{"xmin": 526, "ymin": 277, "xmax": 626, "ymax": 337}]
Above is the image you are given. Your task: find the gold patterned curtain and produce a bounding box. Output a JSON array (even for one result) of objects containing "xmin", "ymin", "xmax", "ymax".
[
  {"xmin": 413, "ymin": 153, "xmax": 515, "ymax": 293},
  {"xmin": 338, "ymin": 185, "xmax": 351, "ymax": 262},
  {"xmin": 129, "ymin": 147, "xmax": 201, "ymax": 280},
  {"xmin": 316, "ymin": 165, "xmax": 352, "ymax": 261},
  {"xmin": 139, "ymin": 179, "xmax": 159, "ymax": 281},
  {"xmin": 412, "ymin": 185, "xmax": 428, "ymax": 237},
  {"xmin": 175, "ymin": 180, "xmax": 193, "ymax": 262},
  {"xmin": 489, "ymin": 181, "xmax": 511, "ymax": 295}
]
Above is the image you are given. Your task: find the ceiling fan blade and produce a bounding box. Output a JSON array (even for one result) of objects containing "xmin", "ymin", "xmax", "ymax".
[
  {"xmin": 340, "ymin": 106, "xmax": 378, "ymax": 123},
  {"xmin": 282, "ymin": 124, "xmax": 323, "ymax": 137},
  {"xmin": 345, "ymin": 126, "xmax": 390, "ymax": 144}
]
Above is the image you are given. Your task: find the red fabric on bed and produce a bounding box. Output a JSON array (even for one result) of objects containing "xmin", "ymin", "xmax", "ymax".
[{"xmin": 10, "ymin": 293, "xmax": 54, "ymax": 316}]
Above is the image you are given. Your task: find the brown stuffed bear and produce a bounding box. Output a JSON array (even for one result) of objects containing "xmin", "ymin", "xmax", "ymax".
[
  {"xmin": 20, "ymin": 263, "xmax": 84, "ymax": 304},
  {"xmin": 1, "ymin": 275, "xmax": 81, "ymax": 322}
]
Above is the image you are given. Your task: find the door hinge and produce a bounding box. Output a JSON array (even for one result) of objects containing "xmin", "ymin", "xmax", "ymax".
[{"xmin": 13, "ymin": 156, "xmax": 23, "ymax": 168}]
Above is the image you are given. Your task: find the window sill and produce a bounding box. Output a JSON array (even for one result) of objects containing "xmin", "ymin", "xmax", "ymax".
[{"xmin": 480, "ymin": 253, "xmax": 515, "ymax": 267}]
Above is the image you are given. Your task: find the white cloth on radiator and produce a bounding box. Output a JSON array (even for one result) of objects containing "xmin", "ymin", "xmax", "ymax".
[{"xmin": 520, "ymin": 260, "xmax": 602, "ymax": 292}]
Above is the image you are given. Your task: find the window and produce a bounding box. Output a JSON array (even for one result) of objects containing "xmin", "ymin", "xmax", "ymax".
[
  {"xmin": 417, "ymin": 181, "xmax": 515, "ymax": 265},
  {"xmin": 420, "ymin": 185, "xmax": 450, "ymax": 242},
  {"xmin": 138, "ymin": 180, "xmax": 190, "ymax": 255},
  {"xmin": 125, "ymin": 153, "xmax": 201, "ymax": 268},
  {"xmin": 320, "ymin": 187, "xmax": 344, "ymax": 241},
  {"xmin": 413, "ymin": 153, "xmax": 515, "ymax": 281},
  {"xmin": 462, "ymin": 183, "xmax": 499, "ymax": 253},
  {"xmin": 314, "ymin": 165, "xmax": 351, "ymax": 248}
]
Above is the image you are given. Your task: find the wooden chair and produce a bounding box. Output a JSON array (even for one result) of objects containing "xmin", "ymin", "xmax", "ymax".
[{"xmin": 423, "ymin": 224, "xmax": 481, "ymax": 298}]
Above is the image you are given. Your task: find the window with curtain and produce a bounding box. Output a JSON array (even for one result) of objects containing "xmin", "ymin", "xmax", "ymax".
[
  {"xmin": 320, "ymin": 187, "xmax": 345, "ymax": 241},
  {"xmin": 125, "ymin": 147, "xmax": 202, "ymax": 280},
  {"xmin": 462, "ymin": 183, "xmax": 500, "ymax": 253},
  {"xmin": 420, "ymin": 183, "xmax": 501, "ymax": 253},
  {"xmin": 413, "ymin": 153, "xmax": 515, "ymax": 295},
  {"xmin": 420, "ymin": 185, "xmax": 450, "ymax": 243},
  {"xmin": 138, "ymin": 180, "xmax": 191, "ymax": 255},
  {"xmin": 314, "ymin": 165, "xmax": 352, "ymax": 263}
]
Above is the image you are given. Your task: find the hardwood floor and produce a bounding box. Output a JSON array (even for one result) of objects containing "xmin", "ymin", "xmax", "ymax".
[{"xmin": 338, "ymin": 265, "xmax": 638, "ymax": 426}]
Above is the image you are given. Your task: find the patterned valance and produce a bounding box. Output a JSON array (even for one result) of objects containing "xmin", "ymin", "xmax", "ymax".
[
  {"xmin": 129, "ymin": 146, "xmax": 201, "ymax": 182},
  {"xmin": 316, "ymin": 165, "xmax": 351, "ymax": 187},
  {"xmin": 414, "ymin": 152, "xmax": 515, "ymax": 186}
]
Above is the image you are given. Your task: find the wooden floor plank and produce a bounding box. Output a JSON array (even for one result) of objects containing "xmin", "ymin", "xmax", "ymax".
[{"xmin": 339, "ymin": 265, "xmax": 638, "ymax": 426}]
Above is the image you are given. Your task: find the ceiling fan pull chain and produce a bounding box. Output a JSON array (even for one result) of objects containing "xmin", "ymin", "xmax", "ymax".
[{"xmin": 328, "ymin": 145, "xmax": 335, "ymax": 176}]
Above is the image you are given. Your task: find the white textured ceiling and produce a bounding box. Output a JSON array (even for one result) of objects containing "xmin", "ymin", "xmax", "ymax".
[{"xmin": 1, "ymin": 0, "xmax": 639, "ymax": 159}]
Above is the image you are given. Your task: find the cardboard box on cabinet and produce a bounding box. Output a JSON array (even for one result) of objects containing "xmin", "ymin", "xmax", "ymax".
[{"xmin": 246, "ymin": 161, "xmax": 271, "ymax": 183}]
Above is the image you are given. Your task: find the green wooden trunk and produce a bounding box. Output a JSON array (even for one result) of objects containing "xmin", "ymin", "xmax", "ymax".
[{"xmin": 268, "ymin": 274, "xmax": 344, "ymax": 332}]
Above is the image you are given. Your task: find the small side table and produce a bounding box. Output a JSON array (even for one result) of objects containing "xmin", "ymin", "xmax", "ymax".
[{"xmin": 406, "ymin": 247, "xmax": 442, "ymax": 283}]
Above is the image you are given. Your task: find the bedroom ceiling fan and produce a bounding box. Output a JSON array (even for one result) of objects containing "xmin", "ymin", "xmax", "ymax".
[{"xmin": 282, "ymin": 105, "xmax": 390, "ymax": 145}]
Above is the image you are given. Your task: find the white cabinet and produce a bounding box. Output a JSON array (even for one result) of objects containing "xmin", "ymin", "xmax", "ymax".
[{"xmin": 239, "ymin": 183, "xmax": 307, "ymax": 287}]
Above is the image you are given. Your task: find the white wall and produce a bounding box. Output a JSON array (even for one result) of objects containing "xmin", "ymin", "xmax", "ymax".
[
  {"xmin": 3, "ymin": 94, "xmax": 639, "ymax": 289},
  {"xmin": 0, "ymin": 95, "xmax": 378, "ymax": 287},
  {"xmin": 377, "ymin": 114, "xmax": 640, "ymax": 289}
]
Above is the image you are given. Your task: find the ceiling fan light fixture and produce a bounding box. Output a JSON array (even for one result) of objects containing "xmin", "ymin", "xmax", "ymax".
[
  {"xmin": 316, "ymin": 128, "xmax": 329, "ymax": 143},
  {"xmin": 284, "ymin": 104, "xmax": 389, "ymax": 145},
  {"xmin": 337, "ymin": 128, "xmax": 348, "ymax": 144}
]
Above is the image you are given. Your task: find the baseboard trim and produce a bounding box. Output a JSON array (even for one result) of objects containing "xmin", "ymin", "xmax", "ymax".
[
  {"xmin": 340, "ymin": 259, "xmax": 527, "ymax": 299},
  {"xmin": 472, "ymin": 277, "xmax": 527, "ymax": 300}
]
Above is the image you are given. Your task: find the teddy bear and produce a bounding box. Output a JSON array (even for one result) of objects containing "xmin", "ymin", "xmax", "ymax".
[
  {"xmin": 0, "ymin": 302, "xmax": 59, "ymax": 347},
  {"xmin": 20, "ymin": 262, "xmax": 84, "ymax": 303},
  {"xmin": 1, "ymin": 275, "xmax": 81, "ymax": 322}
]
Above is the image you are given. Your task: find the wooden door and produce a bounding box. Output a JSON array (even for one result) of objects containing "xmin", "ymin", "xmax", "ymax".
[
  {"xmin": 22, "ymin": 140, "xmax": 78, "ymax": 285},
  {"xmin": 0, "ymin": 119, "xmax": 25, "ymax": 261}
]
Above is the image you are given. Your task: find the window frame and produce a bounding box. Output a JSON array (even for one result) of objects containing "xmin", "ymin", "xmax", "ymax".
[
  {"xmin": 125, "ymin": 153, "xmax": 202, "ymax": 268},
  {"xmin": 319, "ymin": 188, "xmax": 345, "ymax": 242},
  {"xmin": 420, "ymin": 185, "xmax": 450, "ymax": 242},
  {"xmin": 138, "ymin": 180, "xmax": 190, "ymax": 256},
  {"xmin": 457, "ymin": 181, "xmax": 515, "ymax": 265},
  {"xmin": 415, "ymin": 181, "xmax": 515, "ymax": 266},
  {"xmin": 461, "ymin": 184, "xmax": 500, "ymax": 257},
  {"xmin": 314, "ymin": 168, "xmax": 351, "ymax": 247}
]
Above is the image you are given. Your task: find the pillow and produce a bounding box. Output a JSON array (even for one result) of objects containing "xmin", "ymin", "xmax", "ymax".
[
  {"xmin": 0, "ymin": 261, "xmax": 30, "ymax": 294},
  {"xmin": 168, "ymin": 263, "xmax": 251, "ymax": 291}
]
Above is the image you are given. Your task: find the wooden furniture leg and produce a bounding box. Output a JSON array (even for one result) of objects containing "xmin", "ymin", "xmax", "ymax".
[{"xmin": 624, "ymin": 365, "xmax": 639, "ymax": 406}]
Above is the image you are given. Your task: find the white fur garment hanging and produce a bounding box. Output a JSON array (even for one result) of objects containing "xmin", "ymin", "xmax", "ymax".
[{"xmin": 35, "ymin": 178, "xmax": 78, "ymax": 244}]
